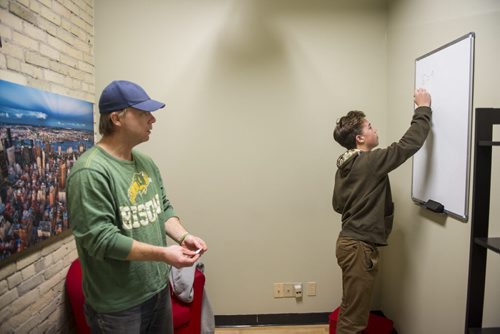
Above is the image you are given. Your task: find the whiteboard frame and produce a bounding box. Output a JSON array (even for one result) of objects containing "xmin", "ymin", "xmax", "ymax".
[{"xmin": 412, "ymin": 32, "xmax": 475, "ymax": 221}]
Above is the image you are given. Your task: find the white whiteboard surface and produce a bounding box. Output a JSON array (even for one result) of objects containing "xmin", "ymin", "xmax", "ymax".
[{"xmin": 412, "ymin": 33, "xmax": 474, "ymax": 221}]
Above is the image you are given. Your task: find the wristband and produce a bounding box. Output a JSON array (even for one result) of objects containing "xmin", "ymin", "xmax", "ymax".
[{"xmin": 178, "ymin": 232, "xmax": 189, "ymax": 245}]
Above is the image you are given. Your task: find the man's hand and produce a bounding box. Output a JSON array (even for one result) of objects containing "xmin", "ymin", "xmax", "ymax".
[
  {"xmin": 163, "ymin": 244, "xmax": 201, "ymax": 268},
  {"xmin": 181, "ymin": 234, "xmax": 207, "ymax": 255},
  {"xmin": 126, "ymin": 240, "xmax": 200, "ymax": 268}
]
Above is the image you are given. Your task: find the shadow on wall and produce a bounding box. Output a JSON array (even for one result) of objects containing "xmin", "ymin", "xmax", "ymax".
[
  {"xmin": 213, "ymin": 1, "xmax": 286, "ymax": 67},
  {"xmin": 161, "ymin": 0, "xmax": 385, "ymax": 105},
  {"xmin": 205, "ymin": 0, "xmax": 385, "ymax": 70}
]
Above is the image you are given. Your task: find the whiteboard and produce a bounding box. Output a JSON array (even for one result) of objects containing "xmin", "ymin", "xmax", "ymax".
[{"xmin": 412, "ymin": 33, "xmax": 475, "ymax": 221}]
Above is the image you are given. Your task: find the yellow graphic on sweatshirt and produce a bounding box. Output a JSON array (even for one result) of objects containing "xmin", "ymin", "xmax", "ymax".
[
  {"xmin": 120, "ymin": 194, "xmax": 162, "ymax": 230},
  {"xmin": 128, "ymin": 172, "xmax": 151, "ymax": 205}
]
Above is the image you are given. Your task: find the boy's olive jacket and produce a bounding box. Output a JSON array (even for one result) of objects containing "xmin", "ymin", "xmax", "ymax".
[{"xmin": 333, "ymin": 106, "xmax": 432, "ymax": 246}]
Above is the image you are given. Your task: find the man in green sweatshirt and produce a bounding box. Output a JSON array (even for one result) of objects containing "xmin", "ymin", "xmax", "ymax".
[
  {"xmin": 67, "ymin": 80, "xmax": 207, "ymax": 333},
  {"xmin": 332, "ymin": 88, "xmax": 432, "ymax": 334}
]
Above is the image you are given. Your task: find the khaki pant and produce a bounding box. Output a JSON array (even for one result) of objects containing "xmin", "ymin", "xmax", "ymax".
[{"xmin": 336, "ymin": 237, "xmax": 379, "ymax": 334}]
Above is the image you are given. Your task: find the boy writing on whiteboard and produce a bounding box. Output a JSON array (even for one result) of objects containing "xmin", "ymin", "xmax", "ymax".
[{"xmin": 332, "ymin": 88, "xmax": 432, "ymax": 333}]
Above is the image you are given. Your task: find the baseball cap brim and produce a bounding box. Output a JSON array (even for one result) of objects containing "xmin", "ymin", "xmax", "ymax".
[{"xmin": 131, "ymin": 99, "xmax": 166, "ymax": 112}]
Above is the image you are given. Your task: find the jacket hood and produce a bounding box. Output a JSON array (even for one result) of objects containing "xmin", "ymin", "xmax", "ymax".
[{"xmin": 337, "ymin": 149, "xmax": 361, "ymax": 168}]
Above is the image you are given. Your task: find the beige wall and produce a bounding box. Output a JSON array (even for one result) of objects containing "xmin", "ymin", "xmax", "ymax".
[
  {"xmin": 95, "ymin": 0, "xmax": 388, "ymax": 315},
  {"xmin": 383, "ymin": 0, "xmax": 500, "ymax": 333}
]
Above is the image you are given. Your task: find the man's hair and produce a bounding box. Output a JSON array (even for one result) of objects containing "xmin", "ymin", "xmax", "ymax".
[
  {"xmin": 333, "ymin": 110, "xmax": 366, "ymax": 149},
  {"xmin": 98, "ymin": 109, "xmax": 128, "ymax": 136}
]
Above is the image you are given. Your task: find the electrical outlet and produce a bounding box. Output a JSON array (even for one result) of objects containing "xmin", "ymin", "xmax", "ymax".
[
  {"xmin": 283, "ymin": 283, "xmax": 295, "ymax": 297},
  {"xmin": 307, "ymin": 282, "xmax": 317, "ymax": 296},
  {"xmin": 273, "ymin": 283, "xmax": 284, "ymax": 298}
]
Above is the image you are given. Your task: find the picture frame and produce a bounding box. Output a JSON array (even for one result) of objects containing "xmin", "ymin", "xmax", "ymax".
[{"xmin": 0, "ymin": 80, "xmax": 94, "ymax": 268}]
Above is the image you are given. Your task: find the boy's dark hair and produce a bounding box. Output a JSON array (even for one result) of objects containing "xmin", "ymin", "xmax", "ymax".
[{"xmin": 333, "ymin": 110, "xmax": 366, "ymax": 149}]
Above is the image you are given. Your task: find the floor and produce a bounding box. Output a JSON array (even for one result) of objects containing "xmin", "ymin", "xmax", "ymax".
[{"xmin": 215, "ymin": 324, "xmax": 330, "ymax": 334}]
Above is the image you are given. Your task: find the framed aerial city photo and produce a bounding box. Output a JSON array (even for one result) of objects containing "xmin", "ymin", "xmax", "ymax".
[{"xmin": 0, "ymin": 79, "xmax": 94, "ymax": 268}]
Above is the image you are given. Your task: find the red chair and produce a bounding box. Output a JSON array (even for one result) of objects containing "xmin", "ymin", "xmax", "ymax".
[
  {"xmin": 171, "ymin": 268, "xmax": 206, "ymax": 334},
  {"xmin": 329, "ymin": 307, "xmax": 394, "ymax": 334},
  {"xmin": 66, "ymin": 259, "xmax": 206, "ymax": 334},
  {"xmin": 65, "ymin": 259, "xmax": 90, "ymax": 334}
]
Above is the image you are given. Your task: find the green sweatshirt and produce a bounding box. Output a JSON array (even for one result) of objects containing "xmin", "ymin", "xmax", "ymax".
[
  {"xmin": 332, "ymin": 106, "xmax": 432, "ymax": 246},
  {"xmin": 66, "ymin": 146, "xmax": 176, "ymax": 313}
]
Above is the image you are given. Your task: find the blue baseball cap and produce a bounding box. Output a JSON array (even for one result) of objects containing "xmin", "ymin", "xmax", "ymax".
[{"xmin": 98, "ymin": 80, "xmax": 165, "ymax": 113}]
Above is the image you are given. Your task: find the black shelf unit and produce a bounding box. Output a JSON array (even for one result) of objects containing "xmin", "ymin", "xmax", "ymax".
[{"xmin": 465, "ymin": 108, "xmax": 500, "ymax": 334}]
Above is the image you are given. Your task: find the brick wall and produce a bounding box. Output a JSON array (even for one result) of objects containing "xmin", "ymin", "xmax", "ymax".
[{"xmin": 0, "ymin": 0, "xmax": 94, "ymax": 332}]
